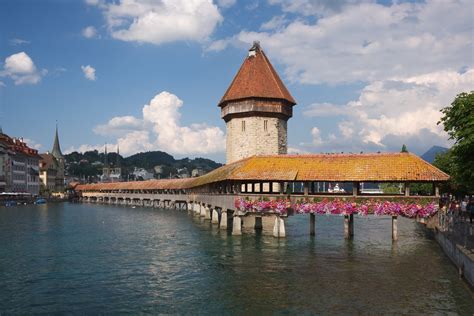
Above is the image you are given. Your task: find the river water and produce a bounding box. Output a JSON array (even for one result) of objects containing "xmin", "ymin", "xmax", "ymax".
[{"xmin": 0, "ymin": 203, "xmax": 472, "ymax": 314}]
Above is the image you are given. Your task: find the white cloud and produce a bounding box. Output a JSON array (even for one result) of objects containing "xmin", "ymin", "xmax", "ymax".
[
  {"xmin": 217, "ymin": 0, "xmax": 236, "ymax": 9},
  {"xmin": 65, "ymin": 143, "xmax": 104, "ymax": 154},
  {"xmin": 214, "ymin": 0, "xmax": 473, "ymax": 85},
  {"xmin": 269, "ymin": 0, "xmax": 374, "ymax": 16},
  {"xmin": 305, "ymin": 69, "xmax": 473, "ymax": 154},
  {"xmin": 96, "ymin": 0, "xmax": 223, "ymax": 45},
  {"xmin": 81, "ymin": 65, "xmax": 96, "ymax": 81},
  {"xmin": 9, "ymin": 38, "xmax": 30, "ymax": 46},
  {"xmin": 287, "ymin": 146, "xmax": 310, "ymax": 154},
  {"xmin": 142, "ymin": 91, "xmax": 225, "ymax": 155},
  {"xmin": 74, "ymin": 91, "xmax": 225, "ymax": 156},
  {"xmin": 0, "ymin": 81, "xmax": 5, "ymax": 87},
  {"xmin": 117, "ymin": 131, "xmax": 154, "ymax": 155},
  {"xmin": 85, "ymin": 0, "xmax": 101, "ymax": 6},
  {"xmin": 1, "ymin": 52, "xmax": 44, "ymax": 85},
  {"xmin": 311, "ymin": 127, "xmax": 323, "ymax": 146},
  {"xmin": 93, "ymin": 115, "xmax": 143, "ymax": 136},
  {"xmin": 82, "ymin": 26, "xmax": 98, "ymax": 38},
  {"xmin": 261, "ymin": 15, "xmax": 288, "ymax": 31},
  {"xmin": 23, "ymin": 138, "xmax": 43, "ymax": 150},
  {"xmin": 303, "ymin": 102, "xmax": 347, "ymax": 117}
]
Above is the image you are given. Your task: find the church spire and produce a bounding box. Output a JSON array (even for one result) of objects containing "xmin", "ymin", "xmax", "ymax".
[
  {"xmin": 51, "ymin": 122, "xmax": 64, "ymax": 159},
  {"xmin": 104, "ymin": 143, "xmax": 108, "ymax": 167},
  {"xmin": 116, "ymin": 144, "xmax": 120, "ymax": 167}
]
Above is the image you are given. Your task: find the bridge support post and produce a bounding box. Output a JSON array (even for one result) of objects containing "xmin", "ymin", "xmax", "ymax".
[
  {"xmin": 212, "ymin": 208, "xmax": 219, "ymax": 224},
  {"xmin": 344, "ymin": 215, "xmax": 354, "ymax": 239},
  {"xmin": 194, "ymin": 203, "xmax": 200, "ymax": 215},
  {"xmin": 232, "ymin": 216, "xmax": 242, "ymax": 235},
  {"xmin": 205, "ymin": 206, "xmax": 211, "ymax": 220},
  {"xmin": 220, "ymin": 209, "xmax": 228, "ymax": 229},
  {"xmin": 262, "ymin": 215, "xmax": 275, "ymax": 235},
  {"xmin": 392, "ymin": 216, "xmax": 398, "ymax": 241},
  {"xmin": 310, "ymin": 213, "xmax": 315, "ymax": 236},
  {"xmin": 273, "ymin": 216, "xmax": 286, "ymax": 238}
]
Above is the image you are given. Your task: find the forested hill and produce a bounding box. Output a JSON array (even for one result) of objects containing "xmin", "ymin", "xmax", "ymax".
[{"xmin": 65, "ymin": 150, "xmax": 222, "ymax": 178}]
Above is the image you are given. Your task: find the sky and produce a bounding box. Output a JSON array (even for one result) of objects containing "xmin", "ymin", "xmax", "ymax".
[{"xmin": 0, "ymin": 0, "xmax": 472, "ymax": 163}]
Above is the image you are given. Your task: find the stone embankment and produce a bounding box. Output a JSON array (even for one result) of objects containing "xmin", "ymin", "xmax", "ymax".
[{"xmin": 429, "ymin": 213, "xmax": 474, "ymax": 288}]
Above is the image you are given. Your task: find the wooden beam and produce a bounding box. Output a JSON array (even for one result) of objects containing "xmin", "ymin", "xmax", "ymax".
[
  {"xmin": 352, "ymin": 182, "xmax": 359, "ymax": 197},
  {"xmin": 304, "ymin": 182, "xmax": 309, "ymax": 196}
]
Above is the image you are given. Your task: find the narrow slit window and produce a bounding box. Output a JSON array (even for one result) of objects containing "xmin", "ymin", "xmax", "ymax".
[
  {"xmin": 264, "ymin": 120, "xmax": 268, "ymax": 131},
  {"xmin": 242, "ymin": 120, "xmax": 246, "ymax": 132}
]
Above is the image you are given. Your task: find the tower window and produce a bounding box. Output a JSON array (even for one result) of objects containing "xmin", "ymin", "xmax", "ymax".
[
  {"xmin": 242, "ymin": 120, "xmax": 246, "ymax": 132},
  {"xmin": 264, "ymin": 120, "xmax": 268, "ymax": 131}
]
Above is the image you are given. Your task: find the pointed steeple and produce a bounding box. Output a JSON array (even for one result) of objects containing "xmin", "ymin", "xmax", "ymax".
[
  {"xmin": 104, "ymin": 143, "xmax": 108, "ymax": 167},
  {"xmin": 51, "ymin": 122, "xmax": 64, "ymax": 160},
  {"xmin": 218, "ymin": 41, "xmax": 296, "ymax": 107},
  {"xmin": 116, "ymin": 144, "xmax": 120, "ymax": 167}
]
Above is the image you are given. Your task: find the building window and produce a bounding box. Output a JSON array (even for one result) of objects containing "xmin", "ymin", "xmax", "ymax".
[
  {"xmin": 264, "ymin": 120, "xmax": 268, "ymax": 131},
  {"xmin": 241, "ymin": 120, "xmax": 246, "ymax": 132}
]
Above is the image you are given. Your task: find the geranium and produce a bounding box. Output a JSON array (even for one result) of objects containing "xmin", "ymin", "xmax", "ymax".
[{"xmin": 236, "ymin": 197, "xmax": 438, "ymax": 218}]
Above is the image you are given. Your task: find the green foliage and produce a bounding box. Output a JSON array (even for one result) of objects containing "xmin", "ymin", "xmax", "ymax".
[
  {"xmin": 401, "ymin": 144, "xmax": 408, "ymax": 153},
  {"xmin": 64, "ymin": 150, "xmax": 223, "ymax": 180},
  {"xmin": 380, "ymin": 183, "xmax": 403, "ymax": 194},
  {"xmin": 409, "ymin": 183, "xmax": 433, "ymax": 196},
  {"xmin": 438, "ymin": 91, "xmax": 474, "ymax": 193}
]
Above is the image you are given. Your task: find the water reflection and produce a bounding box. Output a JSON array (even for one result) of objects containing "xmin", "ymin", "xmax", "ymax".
[{"xmin": 0, "ymin": 203, "xmax": 472, "ymax": 314}]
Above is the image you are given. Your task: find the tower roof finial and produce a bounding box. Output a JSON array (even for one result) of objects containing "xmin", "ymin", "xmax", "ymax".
[{"xmin": 250, "ymin": 40, "xmax": 260, "ymax": 51}]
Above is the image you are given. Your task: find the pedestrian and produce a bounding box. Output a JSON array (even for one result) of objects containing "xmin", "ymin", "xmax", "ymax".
[
  {"xmin": 469, "ymin": 198, "xmax": 474, "ymax": 224},
  {"xmin": 449, "ymin": 200, "xmax": 457, "ymax": 215},
  {"xmin": 460, "ymin": 198, "xmax": 467, "ymax": 220}
]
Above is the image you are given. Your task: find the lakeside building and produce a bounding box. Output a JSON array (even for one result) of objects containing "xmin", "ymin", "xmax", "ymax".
[
  {"xmin": 39, "ymin": 126, "xmax": 65, "ymax": 194},
  {"xmin": 0, "ymin": 127, "xmax": 41, "ymax": 195}
]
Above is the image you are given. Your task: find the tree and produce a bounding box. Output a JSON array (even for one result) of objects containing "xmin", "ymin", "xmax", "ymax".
[
  {"xmin": 432, "ymin": 150, "xmax": 458, "ymax": 193},
  {"xmin": 401, "ymin": 144, "xmax": 408, "ymax": 153},
  {"xmin": 438, "ymin": 91, "xmax": 474, "ymax": 193}
]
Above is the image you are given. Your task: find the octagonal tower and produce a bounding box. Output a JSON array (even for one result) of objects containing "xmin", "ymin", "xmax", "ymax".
[{"xmin": 219, "ymin": 42, "xmax": 297, "ymax": 164}]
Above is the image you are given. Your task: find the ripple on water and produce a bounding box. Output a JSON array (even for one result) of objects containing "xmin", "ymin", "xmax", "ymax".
[{"xmin": 0, "ymin": 203, "xmax": 473, "ymax": 314}]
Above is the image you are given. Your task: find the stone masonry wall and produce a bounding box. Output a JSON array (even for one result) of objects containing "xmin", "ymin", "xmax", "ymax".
[{"xmin": 226, "ymin": 116, "xmax": 287, "ymax": 163}]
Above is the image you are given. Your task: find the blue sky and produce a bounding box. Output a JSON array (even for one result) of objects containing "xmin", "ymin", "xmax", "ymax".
[{"xmin": 0, "ymin": 0, "xmax": 472, "ymax": 162}]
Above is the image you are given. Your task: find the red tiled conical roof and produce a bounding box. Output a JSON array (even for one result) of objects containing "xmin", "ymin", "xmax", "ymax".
[{"xmin": 218, "ymin": 42, "xmax": 296, "ymax": 107}]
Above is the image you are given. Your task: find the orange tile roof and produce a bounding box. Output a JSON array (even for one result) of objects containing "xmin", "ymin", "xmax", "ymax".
[
  {"xmin": 76, "ymin": 178, "xmax": 194, "ymax": 192},
  {"xmin": 218, "ymin": 43, "xmax": 296, "ymax": 107},
  {"xmin": 76, "ymin": 153, "xmax": 449, "ymax": 192}
]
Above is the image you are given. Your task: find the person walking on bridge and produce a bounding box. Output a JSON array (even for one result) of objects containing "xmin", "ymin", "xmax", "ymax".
[{"xmin": 468, "ymin": 197, "xmax": 473, "ymax": 224}]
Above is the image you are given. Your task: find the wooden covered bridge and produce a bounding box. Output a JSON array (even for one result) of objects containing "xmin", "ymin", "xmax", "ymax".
[{"xmin": 76, "ymin": 152, "xmax": 449, "ymax": 239}]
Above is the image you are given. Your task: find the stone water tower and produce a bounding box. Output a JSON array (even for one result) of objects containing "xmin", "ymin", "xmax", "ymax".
[{"xmin": 219, "ymin": 42, "xmax": 296, "ymax": 164}]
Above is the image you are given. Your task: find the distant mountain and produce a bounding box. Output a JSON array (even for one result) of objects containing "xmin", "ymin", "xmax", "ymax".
[
  {"xmin": 64, "ymin": 150, "xmax": 223, "ymax": 179},
  {"xmin": 421, "ymin": 146, "xmax": 449, "ymax": 163}
]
